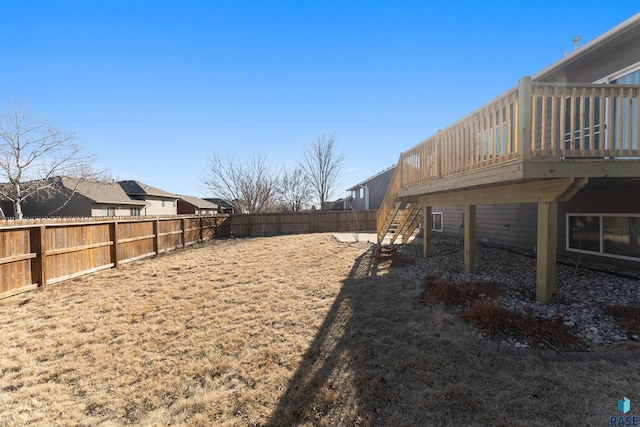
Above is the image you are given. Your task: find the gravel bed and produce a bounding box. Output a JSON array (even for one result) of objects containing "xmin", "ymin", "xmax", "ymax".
[{"xmin": 395, "ymin": 234, "xmax": 640, "ymax": 350}]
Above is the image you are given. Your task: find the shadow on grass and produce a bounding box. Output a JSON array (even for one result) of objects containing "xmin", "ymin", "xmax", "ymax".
[
  {"xmin": 264, "ymin": 242, "xmax": 639, "ymax": 426},
  {"xmin": 264, "ymin": 245, "xmax": 473, "ymax": 425}
]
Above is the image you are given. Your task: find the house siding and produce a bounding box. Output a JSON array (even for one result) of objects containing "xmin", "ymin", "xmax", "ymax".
[
  {"xmin": 90, "ymin": 206, "xmax": 140, "ymax": 217},
  {"xmin": 433, "ymin": 180, "xmax": 640, "ymax": 268},
  {"xmin": 140, "ymin": 197, "xmax": 177, "ymax": 216},
  {"xmin": 350, "ymin": 168, "xmax": 394, "ymax": 211},
  {"xmin": 436, "ymin": 203, "xmax": 538, "ymax": 251}
]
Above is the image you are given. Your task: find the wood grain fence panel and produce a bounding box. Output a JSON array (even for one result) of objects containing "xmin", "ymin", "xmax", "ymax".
[
  {"xmin": 117, "ymin": 221, "xmax": 155, "ymax": 263},
  {"xmin": 183, "ymin": 217, "xmax": 201, "ymax": 245},
  {"xmin": 43, "ymin": 223, "xmax": 113, "ymax": 284},
  {"xmin": 0, "ymin": 228, "xmax": 34, "ymax": 296}
]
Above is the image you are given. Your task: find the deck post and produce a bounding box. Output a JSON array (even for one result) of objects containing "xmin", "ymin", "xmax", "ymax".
[
  {"xmin": 464, "ymin": 205, "xmax": 477, "ymax": 274},
  {"xmin": 424, "ymin": 206, "xmax": 433, "ymax": 257},
  {"xmin": 517, "ymin": 76, "xmax": 533, "ymax": 160},
  {"xmin": 536, "ymin": 201, "xmax": 558, "ymax": 303}
]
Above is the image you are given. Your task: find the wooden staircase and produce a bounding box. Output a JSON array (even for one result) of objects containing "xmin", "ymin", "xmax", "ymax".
[{"xmin": 377, "ymin": 164, "xmax": 422, "ymax": 244}]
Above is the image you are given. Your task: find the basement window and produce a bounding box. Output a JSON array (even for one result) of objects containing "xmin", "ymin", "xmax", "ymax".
[
  {"xmin": 567, "ymin": 214, "xmax": 640, "ymax": 261},
  {"xmin": 432, "ymin": 212, "xmax": 443, "ymax": 232}
]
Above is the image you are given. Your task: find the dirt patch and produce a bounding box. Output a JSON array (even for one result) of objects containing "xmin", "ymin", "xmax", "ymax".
[
  {"xmin": 374, "ymin": 244, "xmax": 415, "ymax": 267},
  {"xmin": 0, "ymin": 234, "xmax": 638, "ymax": 425}
]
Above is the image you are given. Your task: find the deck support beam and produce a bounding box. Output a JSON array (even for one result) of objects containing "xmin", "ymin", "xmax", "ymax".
[
  {"xmin": 536, "ymin": 201, "xmax": 558, "ymax": 303},
  {"xmin": 464, "ymin": 205, "xmax": 476, "ymax": 274},
  {"xmin": 424, "ymin": 206, "xmax": 432, "ymax": 257}
]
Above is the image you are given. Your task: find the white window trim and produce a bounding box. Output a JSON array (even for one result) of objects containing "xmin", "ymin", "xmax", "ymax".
[
  {"xmin": 593, "ymin": 60, "xmax": 640, "ymax": 84},
  {"xmin": 566, "ymin": 213, "xmax": 640, "ymax": 262},
  {"xmin": 432, "ymin": 212, "xmax": 443, "ymax": 232}
]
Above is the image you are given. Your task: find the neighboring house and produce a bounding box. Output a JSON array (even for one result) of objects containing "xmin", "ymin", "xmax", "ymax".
[
  {"xmin": 118, "ymin": 180, "xmax": 178, "ymax": 216},
  {"xmin": 15, "ymin": 177, "xmax": 146, "ymax": 218},
  {"xmin": 177, "ymin": 195, "xmax": 218, "ymax": 215},
  {"xmin": 346, "ymin": 165, "xmax": 395, "ymax": 211},
  {"xmin": 203, "ymin": 198, "xmax": 236, "ymax": 214},
  {"xmin": 326, "ymin": 196, "xmax": 352, "ymax": 211},
  {"xmin": 378, "ymin": 13, "xmax": 640, "ymax": 302}
]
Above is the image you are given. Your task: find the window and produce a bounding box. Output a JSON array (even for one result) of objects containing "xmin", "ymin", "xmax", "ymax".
[
  {"xmin": 162, "ymin": 200, "xmax": 165, "ymax": 207},
  {"xmin": 567, "ymin": 214, "xmax": 640, "ymax": 261},
  {"xmin": 101, "ymin": 207, "xmax": 116, "ymax": 217},
  {"xmin": 130, "ymin": 207, "xmax": 140, "ymax": 216},
  {"xmin": 432, "ymin": 212, "xmax": 443, "ymax": 232}
]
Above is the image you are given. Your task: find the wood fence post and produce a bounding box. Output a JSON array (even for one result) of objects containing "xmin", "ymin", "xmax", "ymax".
[
  {"xmin": 153, "ymin": 219, "xmax": 160, "ymax": 255},
  {"xmin": 199, "ymin": 216, "xmax": 204, "ymax": 242},
  {"xmin": 181, "ymin": 218, "xmax": 186, "ymax": 247},
  {"xmin": 30, "ymin": 225, "xmax": 47, "ymax": 288},
  {"xmin": 110, "ymin": 221, "xmax": 119, "ymax": 268}
]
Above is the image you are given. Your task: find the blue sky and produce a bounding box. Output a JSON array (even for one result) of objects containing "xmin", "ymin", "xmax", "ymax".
[{"xmin": 1, "ymin": 1, "xmax": 638, "ymax": 198}]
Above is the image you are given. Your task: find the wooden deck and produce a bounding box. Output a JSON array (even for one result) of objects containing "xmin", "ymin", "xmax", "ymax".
[{"xmin": 378, "ymin": 77, "xmax": 640, "ymax": 303}]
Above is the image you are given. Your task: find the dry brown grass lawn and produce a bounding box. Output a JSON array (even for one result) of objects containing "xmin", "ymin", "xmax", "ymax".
[{"xmin": 0, "ymin": 233, "xmax": 639, "ymax": 426}]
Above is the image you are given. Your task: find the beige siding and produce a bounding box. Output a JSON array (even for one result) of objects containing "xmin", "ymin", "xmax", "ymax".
[
  {"xmin": 140, "ymin": 197, "xmax": 177, "ymax": 216},
  {"xmin": 90, "ymin": 206, "xmax": 140, "ymax": 217}
]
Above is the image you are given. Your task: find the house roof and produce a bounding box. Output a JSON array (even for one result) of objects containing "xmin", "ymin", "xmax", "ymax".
[
  {"xmin": 177, "ymin": 195, "xmax": 218, "ymax": 209},
  {"xmin": 203, "ymin": 198, "xmax": 235, "ymax": 210},
  {"xmin": 346, "ymin": 165, "xmax": 395, "ymax": 191},
  {"xmin": 532, "ymin": 12, "xmax": 640, "ymax": 82},
  {"xmin": 59, "ymin": 177, "xmax": 146, "ymax": 206},
  {"xmin": 118, "ymin": 180, "xmax": 178, "ymax": 199}
]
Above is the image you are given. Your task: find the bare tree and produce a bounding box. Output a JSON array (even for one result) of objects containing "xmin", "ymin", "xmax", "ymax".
[
  {"xmin": 300, "ymin": 132, "xmax": 345, "ymax": 210},
  {"xmin": 0, "ymin": 104, "xmax": 97, "ymax": 219},
  {"xmin": 200, "ymin": 152, "xmax": 281, "ymax": 213},
  {"xmin": 279, "ymin": 166, "xmax": 311, "ymax": 212}
]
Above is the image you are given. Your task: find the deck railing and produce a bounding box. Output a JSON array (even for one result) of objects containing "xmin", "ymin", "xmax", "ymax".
[
  {"xmin": 400, "ymin": 78, "xmax": 640, "ymax": 188},
  {"xmin": 377, "ymin": 77, "xmax": 640, "ymax": 239}
]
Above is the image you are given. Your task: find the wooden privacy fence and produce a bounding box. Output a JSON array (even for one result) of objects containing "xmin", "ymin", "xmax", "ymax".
[
  {"xmin": 0, "ymin": 216, "xmax": 227, "ymax": 300},
  {"xmin": 0, "ymin": 210, "xmax": 376, "ymax": 299},
  {"xmin": 225, "ymin": 210, "xmax": 376, "ymax": 237}
]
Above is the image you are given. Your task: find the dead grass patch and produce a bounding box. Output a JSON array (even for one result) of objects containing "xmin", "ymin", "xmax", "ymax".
[
  {"xmin": 604, "ymin": 305, "xmax": 640, "ymax": 335},
  {"xmin": 0, "ymin": 235, "xmax": 638, "ymax": 425},
  {"xmin": 419, "ymin": 276, "xmax": 582, "ymax": 350},
  {"xmin": 418, "ymin": 275, "xmax": 505, "ymax": 306},
  {"xmin": 459, "ymin": 301, "xmax": 582, "ymax": 350}
]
